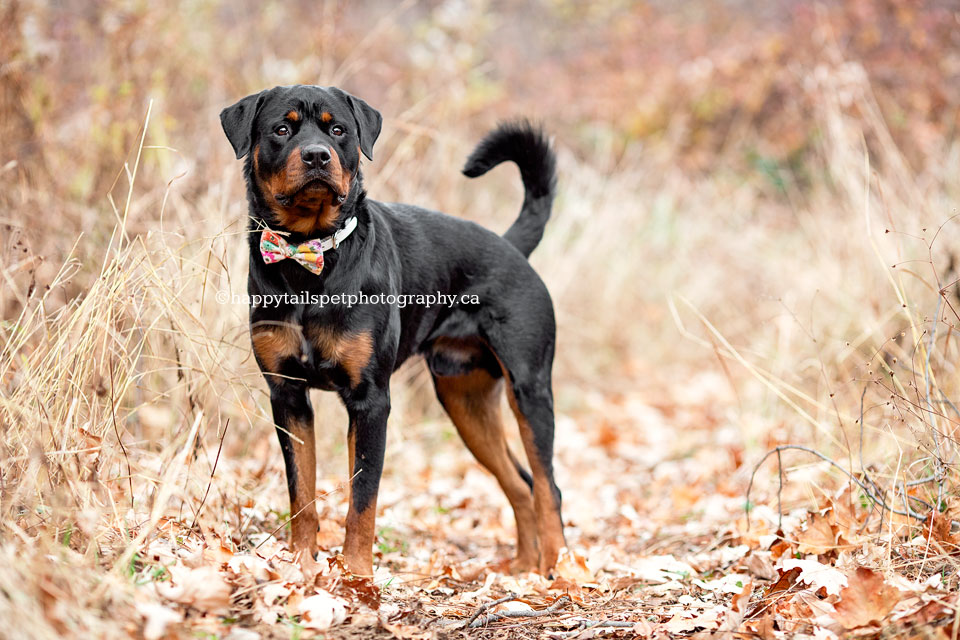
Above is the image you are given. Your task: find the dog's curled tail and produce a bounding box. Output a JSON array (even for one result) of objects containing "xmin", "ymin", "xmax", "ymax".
[{"xmin": 462, "ymin": 120, "xmax": 557, "ymax": 258}]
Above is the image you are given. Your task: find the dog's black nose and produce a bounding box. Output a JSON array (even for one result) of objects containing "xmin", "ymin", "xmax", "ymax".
[{"xmin": 301, "ymin": 144, "xmax": 332, "ymax": 166}]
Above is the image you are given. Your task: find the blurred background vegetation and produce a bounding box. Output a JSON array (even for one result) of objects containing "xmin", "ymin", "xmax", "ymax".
[
  {"xmin": 5, "ymin": 0, "xmax": 959, "ymax": 188},
  {"xmin": 4, "ymin": 0, "xmax": 959, "ymax": 369}
]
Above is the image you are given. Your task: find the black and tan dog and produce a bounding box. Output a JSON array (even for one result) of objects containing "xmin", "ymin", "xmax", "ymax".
[{"xmin": 220, "ymin": 85, "xmax": 563, "ymax": 577}]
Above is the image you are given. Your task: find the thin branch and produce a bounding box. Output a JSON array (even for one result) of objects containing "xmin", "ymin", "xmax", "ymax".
[
  {"xmin": 746, "ymin": 444, "xmax": 929, "ymax": 529},
  {"xmin": 922, "ymin": 294, "xmax": 946, "ymax": 508},
  {"xmin": 460, "ymin": 593, "xmax": 517, "ymax": 629},
  {"xmin": 191, "ymin": 419, "xmax": 229, "ymax": 529},
  {"xmin": 552, "ymin": 619, "xmax": 638, "ymax": 638},
  {"xmin": 776, "ymin": 448, "xmax": 784, "ymax": 530},
  {"xmin": 467, "ymin": 594, "xmax": 571, "ymax": 629}
]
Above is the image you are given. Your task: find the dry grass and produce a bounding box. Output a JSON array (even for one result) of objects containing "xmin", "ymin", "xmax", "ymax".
[{"xmin": 1, "ymin": 2, "xmax": 958, "ymax": 638}]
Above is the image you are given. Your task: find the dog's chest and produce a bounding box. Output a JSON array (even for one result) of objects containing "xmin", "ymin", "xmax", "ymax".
[{"xmin": 250, "ymin": 299, "xmax": 375, "ymax": 393}]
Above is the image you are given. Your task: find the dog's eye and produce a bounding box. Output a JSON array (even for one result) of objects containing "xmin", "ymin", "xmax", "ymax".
[
  {"xmin": 275, "ymin": 125, "xmax": 290, "ymax": 136},
  {"xmin": 331, "ymin": 125, "xmax": 344, "ymax": 137}
]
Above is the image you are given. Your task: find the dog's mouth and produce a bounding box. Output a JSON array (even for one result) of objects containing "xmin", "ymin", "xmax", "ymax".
[{"xmin": 274, "ymin": 174, "xmax": 346, "ymax": 207}]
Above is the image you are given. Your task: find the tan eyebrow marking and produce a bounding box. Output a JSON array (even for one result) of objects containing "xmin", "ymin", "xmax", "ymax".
[
  {"xmin": 320, "ymin": 112, "xmax": 333, "ymax": 123},
  {"xmin": 285, "ymin": 110, "xmax": 300, "ymax": 121}
]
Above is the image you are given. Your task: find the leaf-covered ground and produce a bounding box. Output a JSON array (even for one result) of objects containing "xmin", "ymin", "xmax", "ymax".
[{"xmin": 120, "ymin": 372, "xmax": 959, "ymax": 640}]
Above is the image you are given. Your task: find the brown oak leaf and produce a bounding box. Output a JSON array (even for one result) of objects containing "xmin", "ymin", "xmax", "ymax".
[
  {"xmin": 833, "ymin": 568, "xmax": 903, "ymax": 629},
  {"xmin": 797, "ymin": 512, "xmax": 838, "ymax": 555}
]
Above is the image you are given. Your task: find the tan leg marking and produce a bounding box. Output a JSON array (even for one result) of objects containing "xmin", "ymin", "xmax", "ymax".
[
  {"xmin": 342, "ymin": 506, "xmax": 376, "ymax": 577},
  {"xmin": 342, "ymin": 452, "xmax": 377, "ymax": 579},
  {"xmin": 504, "ymin": 378, "xmax": 565, "ymax": 575},
  {"xmin": 341, "ymin": 419, "xmax": 376, "ymax": 576},
  {"xmin": 287, "ymin": 416, "xmax": 319, "ymax": 562},
  {"xmin": 435, "ymin": 368, "xmax": 539, "ymax": 571}
]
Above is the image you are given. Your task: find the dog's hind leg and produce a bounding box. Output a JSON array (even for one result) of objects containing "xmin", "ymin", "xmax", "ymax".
[
  {"xmin": 481, "ymin": 309, "xmax": 566, "ymax": 575},
  {"xmin": 432, "ymin": 366, "xmax": 539, "ymax": 571},
  {"xmin": 502, "ymin": 367, "xmax": 565, "ymax": 575}
]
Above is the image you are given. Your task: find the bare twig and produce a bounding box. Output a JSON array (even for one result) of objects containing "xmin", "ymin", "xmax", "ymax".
[
  {"xmin": 905, "ymin": 474, "xmax": 941, "ymax": 487},
  {"xmin": 746, "ymin": 444, "xmax": 928, "ymax": 528},
  {"xmin": 552, "ymin": 619, "xmax": 638, "ymax": 639},
  {"xmin": 459, "ymin": 593, "xmax": 517, "ymax": 628},
  {"xmin": 191, "ymin": 419, "xmax": 229, "ymax": 529},
  {"xmin": 857, "ymin": 386, "xmax": 890, "ymax": 527},
  {"xmin": 922, "ymin": 294, "xmax": 947, "ymax": 509},
  {"xmin": 776, "ymin": 448, "xmax": 784, "ymax": 530},
  {"xmin": 467, "ymin": 594, "xmax": 571, "ymax": 629}
]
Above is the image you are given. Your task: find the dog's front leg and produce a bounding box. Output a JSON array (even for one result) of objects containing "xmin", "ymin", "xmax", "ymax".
[
  {"xmin": 270, "ymin": 384, "xmax": 320, "ymax": 564},
  {"xmin": 341, "ymin": 385, "xmax": 390, "ymax": 577}
]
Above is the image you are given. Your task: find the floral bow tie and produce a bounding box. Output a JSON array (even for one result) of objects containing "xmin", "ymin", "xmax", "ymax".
[
  {"xmin": 258, "ymin": 217, "xmax": 358, "ymax": 276},
  {"xmin": 260, "ymin": 229, "xmax": 326, "ymax": 275}
]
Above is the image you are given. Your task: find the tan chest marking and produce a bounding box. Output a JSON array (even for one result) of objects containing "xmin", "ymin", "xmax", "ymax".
[
  {"xmin": 251, "ymin": 323, "xmax": 302, "ymax": 373},
  {"xmin": 308, "ymin": 327, "xmax": 374, "ymax": 387}
]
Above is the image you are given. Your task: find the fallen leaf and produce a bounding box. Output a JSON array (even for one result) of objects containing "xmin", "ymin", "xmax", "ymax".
[
  {"xmin": 664, "ymin": 605, "xmax": 724, "ymax": 633},
  {"xmin": 607, "ymin": 575, "xmax": 644, "ymax": 591},
  {"xmin": 259, "ymin": 582, "xmax": 292, "ymax": 607},
  {"xmin": 693, "ymin": 573, "xmax": 750, "ymax": 594},
  {"xmin": 226, "ymin": 554, "xmax": 274, "ymax": 582},
  {"xmin": 316, "ymin": 518, "xmax": 342, "ymax": 550},
  {"xmin": 491, "ymin": 600, "xmax": 534, "ymax": 614},
  {"xmin": 380, "ymin": 618, "xmax": 433, "ymax": 640},
  {"xmin": 730, "ymin": 579, "xmax": 753, "ymax": 614},
  {"xmin": 739, "ymin": 551, "xmax": 776, "ymax": 580},
  {"xmin": 548, "ymin": 575, "xmax": 583, "ymax": 599},
  {"xmin": 770, "ymin": 537, "xmax": 793, "ymax": 559},
  {"xmin": 894, "ymin": 600, "xmax": 952, "ymax": 626},
  {"xmin": 225, "ymin": 628, "xmax": 262, "ymax": 640},
  {"xmin": 782, "ymin": 558, "xmax": 847, "ymax": 596},
  {"xmin": 555, "ymin": 548, "xmax": 593, "ymax": 583},
  {"xmin": 793, "ymin": 590, "xmax": 839, "ymax": 627},
  {"xmin": 325, "ymin": 555, "xmax": 381, "ymax": 609},
  {"xmin": 155, "ymin": 565, "xmax": 232, "ymax": 614},
  {"xmin": 767, "ymin": 567, "xmax": 801, "ymax": 596},
  {"xmin": 833, "ymin": 568, "xmax": 903, "ymax": 629},
  {"xmin": 299, "ymin": 590, "xmax": 348, "ymax": 631},
  {"xmin": 812, "ymin": 625, "xmax": 839, "ymax": 640},
  {"xmin": 498, "ymin": 573, "xmax": 544, "ymax": 596},
  {"xmin": 828, "ymin": 492, "xmax": 866, "ymax": 536},
  {"xmin": 797, "ymin": 512, "xmax": 838, "ymax": 555},
  {"xmin": 631, "ymin": 618, "xmax": 657, "ymax": 637},
  {"xmin": 454, "ymin": 571, "xmax": 497, "ymax": 603},
  {"xmin": 923, "ymin": 512, "xmax": 958, "ymax": 547},
  {"xmin": 664, "ymin": 614, "xmax": 700, "ymax": 634},
  {"xmin": 625, "ymin": 555, "xmax": 696, "ymax": 584},
  {"xmin": 136, "ymin": 601, "xmax": 182, "ymax": 640},
  {"xmin": 744, "ymin": 613, "xmax": 777, "ymax": 640}
]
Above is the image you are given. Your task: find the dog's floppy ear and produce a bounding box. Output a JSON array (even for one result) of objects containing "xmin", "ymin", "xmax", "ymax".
[
  {"xmin": 220, "ymin": 90, "xmax": 267, "ymax": 159},
  {"xmin": 330, "ymin": 87, "xmax": 382, "ymax": 161}
]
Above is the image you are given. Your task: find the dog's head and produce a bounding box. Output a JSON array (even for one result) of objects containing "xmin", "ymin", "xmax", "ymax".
[{"xmin": 221, "ymin": 85, "xmax": 382, "ymax": 234}]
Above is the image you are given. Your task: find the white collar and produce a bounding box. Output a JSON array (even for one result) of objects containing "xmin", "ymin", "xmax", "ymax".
[{"xmin": 318, "ymin": 216, "xmax": 358, "ymax": 251}]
